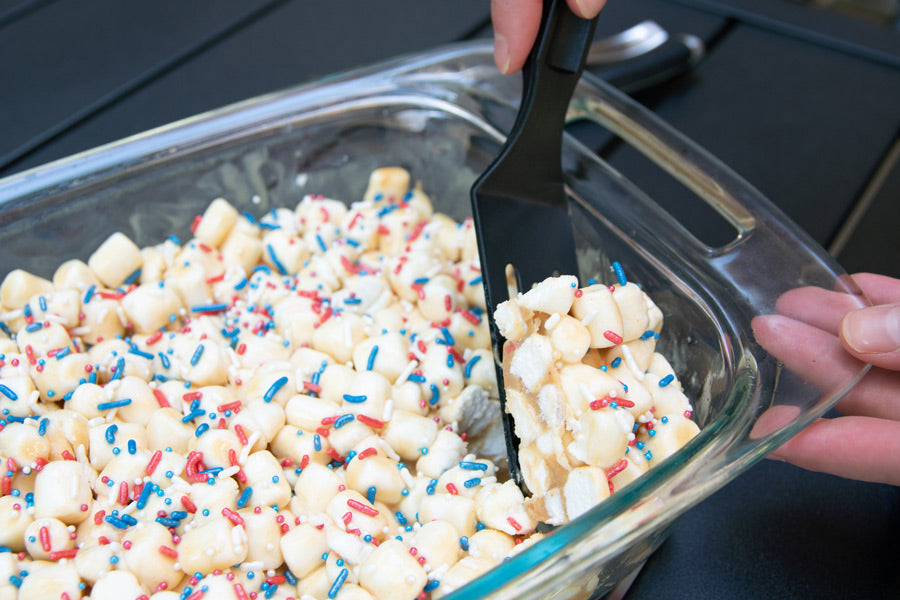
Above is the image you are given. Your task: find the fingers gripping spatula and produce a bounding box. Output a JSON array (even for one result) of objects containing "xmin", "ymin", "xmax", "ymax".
[{"xmin": 471, "ymin": 1, "xmax": 598, "ymax": 487}]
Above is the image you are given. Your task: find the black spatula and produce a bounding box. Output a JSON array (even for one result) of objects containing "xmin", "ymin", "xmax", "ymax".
[{"xmin": 471, "ymin": 1, "xmax": 598, "ymax": 487}]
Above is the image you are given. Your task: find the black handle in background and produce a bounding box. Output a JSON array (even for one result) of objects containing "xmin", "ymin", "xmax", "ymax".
[{"xmin": 593, "ymin": 33, "xmax": 705, "ymax": 95}]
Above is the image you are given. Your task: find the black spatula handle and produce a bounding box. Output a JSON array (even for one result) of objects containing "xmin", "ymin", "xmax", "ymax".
[{"xmin": 499, "ymin": 0, "xmax": 598, "ymax": 198}]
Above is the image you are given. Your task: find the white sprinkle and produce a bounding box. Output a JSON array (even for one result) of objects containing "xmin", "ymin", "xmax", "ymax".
[
  {"xmin": 580, "ymin": 310, "xmax": 598, "ymax": 327},
  {"xmin": 544, "ymin": 313, "xmax": 561, "ymax": 330},
  {"xmin": 621, "ymin": 345, "xmax": 645, "ymax": 381}
]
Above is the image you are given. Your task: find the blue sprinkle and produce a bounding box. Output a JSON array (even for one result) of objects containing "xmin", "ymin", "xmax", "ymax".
[
  {"xmin": 468, "ymin": 275, "xmax": 482, "ymax": 286},
  {"xmin": 128, "ymin": 346, "xmax": 154, "ymax": 360},
  {"xmin": 314, "ymin": 434, "xmax": 322, "ymax": 452},
  {"xmin": 158, "ymin": 352, "xmax": 171, "ymax": 370},
  {"xmin": 640, "ymin": 330, "xmax": 658, "ymax": 340},
  {"xmin": 1, "ymin": 384, "xmax": 21, "ymax": 400},
  {"xmin": 105, "ymin": 424, "xmax": 118, "ymax": 444},
  {"xmin": 110, "ymin": 357, "xmax": 125, "ymax": 381},
  {"xmin": 661, "ymin": 416, "xmax": 669, "ymax": 424},
  {"xmin": 424, "ymin": 580, "xmax": 440, "ymax": 592},
  {"xmin": 611, "ymin": 357, "xmax": 622, "ymax": 368},
  {"xmin": 395, "ymin": 511, "xmax": 407, "ymax": 525},
  {"xmin": 237, "ymin": 487, "xmax": 253, "ymax": 508},
  {"xmin": 464, "ymin": 355, "xmax": 481, "ymax": 378},
  {"xmin": 38, "ymin": 295, "xmax": 47, "ymax": 311},
  {"xmin": 37, "ymin": 418, "xmax": 48, "ymax": 436},
  {"xmin": 327, "ymin": 568, "xmax": 349, "ymax": 599},
  {"xmin": 155, "ymin": 517, "xmax": 180, "ymax": 528},
  {"xmin": 284, "ymin": 570, "xmax": 297, "ymax": 586},
  {"xmin": 127, "ymin": 439, "xmax": 137, "ymax": 455},
  {"xmin": 367, "ymin": 486, "xmax": 377, "ymax": 504},
  {"xmin": 233, "ymin": 278, "xmax": 248, "ymax": 291},
  {"xmin": 97, "ymin": 398, "xmax": 132, "ymax": 411},
  {"xmin": 316, "ymin": 234, "xmax": 328, "ymax": 253},
  {"xmin": 446, "ymin": 353, "xmax": 454, "ymax": 368},
  {"xmin": 460, "ymin": 536, "xmax": 470, "ymax": 551},
  {"xmin": 459, "ymin": 461, "xmax": 488, "ymax": 471},
  {"xmin": 24, "ymin": 322, "xmax": 42, "ymax": 333},
  {"xmin": 429, "ymin": 384, "xmax": 440, "ymax": 405},
  {"xmin": 182, "ymin": 409, "xmax": 204, "ymax": 423},
  {"xmin": 54, "ymin": 346, "xmax": 71, "ymax": 360},
  {"xmin": 9, "ymin": 575, "xmax": 23, "ymax": 587},
  {"xmin": 264, "ymin": 376, "xmax": 288, "ymax": 402},
  {"xmin": 342, "ymin": 394, "xmax": 367, "ymax": 403},
  {"xmin": 195, "ymin": 423, "xmax": 210, "ymax": 437},
  {"xmin": 333, "ymin": 414, "xmax": 355, "ymax": 429},
  {"xmin": 644, "ymin": 451, "xmax": 653, "ymax": 460},
  {"xmin": 463, "ymin": 477, "xmax": 481, "ymax": 488},
  {"xmin": 191, "ymin": 303, "xmax": 228, "ymax": 314},
  {"xmin": 124, "ymin": 268, "xmax": 142, "ymax": 285},
  {"xmin": 105, "ymin": 515, "xmax": 130, "ymax": 529},
  {"xmin": 648, "ymin": 429, "xmax": 657, "ymax": 437},
  {"xmin": 190, "ymin": 344, "xmax": 204, "ymax": 366},
  {"xmin": 83, "ymin": 284, "xmax": 96, "ymax": 304},
  {"xmin": 136, "ymin": 482, "xmax": 154, "ymax": 509},
  {"xmin": 366, "ymin": 346, "xmax": 379, "ymax": 371},
  {"xmin": 440, "ymin": 327, "xmax": 455, "ymax": 346},
  {"xmin": 266, "ymin": 244, "xmax": 287, "ymax": 275},
  {"xmin": 612, "ymin": 261, "xmax": 627, "ymax": 286},
  {"xmin": 659, "ymin": 374, "xmax": 675, "ymax": 388},
  {"xmin": 407, "ymin": 374, "xmax": 426, "ymax": 383}
]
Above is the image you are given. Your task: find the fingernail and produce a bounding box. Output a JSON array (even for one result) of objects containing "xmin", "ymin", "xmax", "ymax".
[
  {"xmin": 494, "ymin": 34, "xmax": 510, "ymax": 74},
  {"xmin": 576, "ymin": 0, "xmax": 603, "ymax": 18},
  {"xmin": 841, "ymin": 305, "xmax": 900, "ymax": 354}
]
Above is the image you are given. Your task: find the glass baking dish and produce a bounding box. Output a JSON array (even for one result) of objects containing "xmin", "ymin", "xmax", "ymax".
[{"xmin": 0, "ymin": 41, "xmax": 868, "ymax": 599}]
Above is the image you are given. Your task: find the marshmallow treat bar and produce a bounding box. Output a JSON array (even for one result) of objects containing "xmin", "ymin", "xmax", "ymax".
[
  {"xmin": 495, "ymin": 273, "xmax": 700, "ymax": 525},
  {"xmin": 0, "ymin": 166, "xmax": 699, "ymax": 599}
]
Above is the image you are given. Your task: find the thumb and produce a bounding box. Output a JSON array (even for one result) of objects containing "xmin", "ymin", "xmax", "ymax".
[{"xmin": 840, "ymin": 303, "xmax": 900, "ymax": 371}]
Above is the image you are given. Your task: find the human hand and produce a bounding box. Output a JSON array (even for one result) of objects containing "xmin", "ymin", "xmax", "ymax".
[
  {"xmin": 491, "ymin": 0, "xmax": 607, "ymax": 74},
  {"xmin": 751, "ymin": 273, "xmax": 900, "ymax": 486}
]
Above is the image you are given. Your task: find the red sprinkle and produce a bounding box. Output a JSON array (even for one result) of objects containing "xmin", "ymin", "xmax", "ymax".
[
  {"xmin": 206, "ymin": 272, "xmax": 226, "ymax": 284},
  {"xmin": 446, "ymin": 483, "xmax": 459, "ymax": 495},
  {"xmin": 356, "ymin": 414, "xmax": 385, "ymax": 429},
  {"xmin": 180, "ymin": 495, "xmax": 197, "ymax": 514},
  {"xmin": 603, "ymin": 330, "xmax": 624, "ymax": 345},
  {"xmin": 94, "ymin": 510, "xmax": 106, "ymax": 526},
  {"xmin": 459, "ymin": 310, "xmax": 480, "ymax": 325},
  {"xmin": 146, "ymin": 450, "xmax": 162, "ymax": 475},
  {"xmin": 605, "ymin": 458, "xmax": 629, "ymax": 480},
  {"xmin": 118, "ymin": 481, "xmax": 130, "ymax": 505},
  {"xmin": 48, "ymin": 549, "xmax": 78, "ymax": 560},
  {"xmin": 185, "ymin": 589, "xmax": 205, "ymax": 600},
  {"xmin": 222, "ymin": 507, "xmax": 245, "ymax": 526},
  {"xmin": 299, "ymin": 455, "xmax": 310, "ymax": 470},
  {"xmin": 39, "ymin": 526, "xmax": 51, "ymax": 552},
  {"xmin": 507, "ymin": 516, "xmax": 522, "ymax": 532},
  {"xmin": 266, "ymin": 575, "xmax": 286, "ymax": 586},
  {"xmin": 326, "ymin": 448, "xmax": 344, "ymax": 463},
  {"xmin": 152, "ymin": 389, "xmax": 170, "ymax": 408},
  {"xmin": 218, "ymin": 401, "xmax": 242, "ymax": 413},
  {"xmin": 347, "ymin": 498, "xmax": 379, "ymax": 517},
  {"xmin": 1, "ymin": 476, "xmax": 12, "ymax": 496},
  {"xmin": 574, "ymin": 289, "xmax": 584, "ymax": 297},
  {"xmin": 234, "ymin": 424, "xmax": 249, "ymax": 445},
  {"xmin": 356, "ymin": 447, "xmax": 377, "ymax": 460},
  {"xmin": 183, "ymin": 391, "xmax": 203, "ymax": 402},
  {"xmin": 146, "ymin": 331, "xmax": 163, "ymax": 345},
  {"xmin": 590, "ymin": 397, "xmax": 612, "ymax": 410},
  {"xmin": 233, "ymin": 583, "xmax": 249, "ymax": 600},
  {"xmin": 443, "ymin": 294, "xmax": 452, "ymax": 311},
  {"xmin": 303, "ymin": 381, "xmax": 322, "ymax": 394},
  {"xmin": 190, "ymin": 214, "xmax": 203, "ymax": 233},
  {"xmin": 236, "ymin": 343, "xmax": 247, "ymax": 355},
  {"xmin": 617, "ymin": 398, "xmax": 635, "ymax": 408}
]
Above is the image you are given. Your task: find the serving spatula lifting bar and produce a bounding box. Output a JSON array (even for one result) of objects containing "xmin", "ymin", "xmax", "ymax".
[{"xmin": 470, "ymin": 1, "xmax": 598, "ymax": 487}]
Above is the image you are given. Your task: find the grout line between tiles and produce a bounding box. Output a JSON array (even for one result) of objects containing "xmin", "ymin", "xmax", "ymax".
[{"xmin": 828, "ymin": 131, "xmax": 900, "ymax": 257}]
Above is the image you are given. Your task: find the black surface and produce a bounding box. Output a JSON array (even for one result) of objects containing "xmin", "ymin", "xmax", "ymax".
[{"xmin": 1, "ymin": 1, "xmax": 898, "ymax": 598}]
